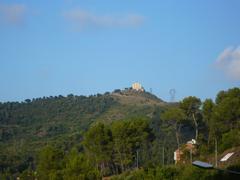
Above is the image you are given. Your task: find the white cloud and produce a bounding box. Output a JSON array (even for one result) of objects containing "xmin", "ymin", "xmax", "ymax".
[
  {"xmin": 63, "ymin": 9, "xmax": 145, "ymax": 30},
  {"xmin": 0, "ymin": 3, "xmax": 27, "ymax": 25},
  {"xmin": 215, "ymin": 46, "xmax": 240, "ymax": 80}
]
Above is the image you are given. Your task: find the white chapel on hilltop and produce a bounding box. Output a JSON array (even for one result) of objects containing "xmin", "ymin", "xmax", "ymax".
[{"xmin": 132, "ymin": 82, "xmax": 144, "ymax": 92}]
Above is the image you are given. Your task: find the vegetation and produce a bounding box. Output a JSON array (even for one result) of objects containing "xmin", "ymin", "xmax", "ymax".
[{"xmin": 0, "ymin": 87, "xmax": 240, "ymax": 179}]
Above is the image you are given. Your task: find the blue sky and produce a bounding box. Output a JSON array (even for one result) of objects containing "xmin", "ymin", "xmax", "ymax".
[{"xmin": 0, "ymin": 0, "xmax": 240, "ymax": 102}]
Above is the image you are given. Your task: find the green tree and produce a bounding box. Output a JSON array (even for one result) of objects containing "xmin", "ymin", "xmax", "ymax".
[
  {"xmin": 112, "ymin": 121, "xmax": 132, "ymax": 172},
  {"xmin": 180, "ymin": 96, "xmax": 201, "ymax": 141},
  {"xmin": 83, "ymin": 123, "xmax": 113, "ymax": 176},
  {"xmin": 37, "ymin": 146, "xmax": 64, "ymax": 180},
  {"xmin": 111, "ymin": 118, "xmax": 153, "ymax": 172},
  {"xmin": 63, "ymin": 148, "xmax": 100, "ymax": 180},
  {"xmin": 213, "ymin": 88, "xmax": 240, "ymax": 131},
  {"xmin": 202, "ymin": 99, "xmax": 214, "ymax": 125},
  {"xmin": 202, "ymin": 99, "xmax": 215, "ymax": 144},
  {"xmin": 208, "ymin": 88, "xmax": 240, "ymax": 150},
  {"xmin": 162, "ymin": 107, "xmax": 186, "ymax": 149},
  {"xmin": 220, "ymin": 129, "xmax": 240, "ymax": 151}
]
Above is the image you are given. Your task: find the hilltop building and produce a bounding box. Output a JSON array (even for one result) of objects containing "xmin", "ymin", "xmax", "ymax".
[{"xmin": 132, "ymin": 82, "xmax": 144, "ymax": 92}]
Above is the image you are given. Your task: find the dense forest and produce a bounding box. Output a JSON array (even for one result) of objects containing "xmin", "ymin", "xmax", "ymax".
[{"xmin": 0, "ymin": 87, "xmax": 240, "ymax": 179}]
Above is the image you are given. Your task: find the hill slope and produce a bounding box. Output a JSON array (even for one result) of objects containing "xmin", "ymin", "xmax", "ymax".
[
  {"xmin": 0, "ymin": 89, "xmax": 169, "ymax": 168},
  {"xmin": 1, "ymin": 87, "xmax": 240, "ymax": 179}
]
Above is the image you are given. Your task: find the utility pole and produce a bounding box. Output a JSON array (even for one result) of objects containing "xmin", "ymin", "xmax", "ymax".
[
  {"xmin": 136, "ymin": 149, "xmax": 139, "ymax": 169},
  {"xmin": 162, "ymin": 146, "xmax": 165, "ymax": 166},
  {"xmin": 190, "ymin": 149, "xmax": 192, "ymax": 163},
  {"xmin": 215, "ymin": 138, "xmax": 218, "ymax": 167}
]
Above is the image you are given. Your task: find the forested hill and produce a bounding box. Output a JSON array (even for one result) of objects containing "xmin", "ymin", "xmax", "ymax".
[
  {"xmin": 1, "ymin": 87, "xmax": 240, "ymax": 179},
  {"xmin": 0, "ymin": 89, "xmax": 168, "ymax": 174},
  {"xmin": 0, "ymin": 93, "xmax": 117, "ymax": 134},
  {"xmin": 0, "ymin": 89, "xmax": 166, "ymax": 140}
]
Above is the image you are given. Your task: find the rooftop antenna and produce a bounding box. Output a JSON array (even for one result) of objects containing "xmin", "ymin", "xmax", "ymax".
[{"xmin": 169, "ymin": 89, "xmax": 176, "ymax": 102}]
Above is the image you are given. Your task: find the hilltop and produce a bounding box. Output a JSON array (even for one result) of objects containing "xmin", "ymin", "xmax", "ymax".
[
  {"xmin": 94, "ymin": 88, "xmax": 169, "ymax": 123},
  {"xmin": 111, "ymin": 88, "xmax": 165, "ymax": 106}
]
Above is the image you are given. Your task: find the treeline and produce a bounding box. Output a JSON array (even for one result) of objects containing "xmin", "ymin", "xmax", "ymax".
[
  {"xmin": 2, "ymin": 118, "xmax": 154, "ymax": 179},
  {"xmin": 111, "ymin": 164, "xmax": 240, "ymax": 180},
  {"xmin": 161, "ymin": 87, "xmax": 240, "ymax": 154},
  {"xmin": 0, "ymin": 87, "xmax": 240, "ymax": 179},
  {"xmin": 0, "ymin": 93, "xmax": 116, "ymax": 126},
  {"xmin": 0, "ymin": 93, "xmax": 116, "ymax": 179},
  {"xmin": 0, "ymin": 93, "xmax": 116, "ymax": 141},
  {"xmin": 0, "ymin": 115, "xmax": 179, "ymax": 179}
]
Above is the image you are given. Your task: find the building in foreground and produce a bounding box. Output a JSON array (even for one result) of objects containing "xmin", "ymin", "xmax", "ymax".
[{"xmin": 174, "ymin": 139, "xmax": 197, "ymax": 164}]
